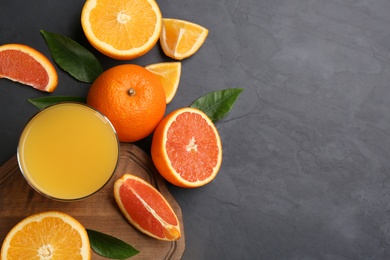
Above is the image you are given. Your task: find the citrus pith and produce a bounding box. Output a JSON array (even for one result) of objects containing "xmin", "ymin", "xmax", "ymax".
[
  {"xmin": 151, "ymin": 107, "xmax": 222, "ymax": 188},
  {"xmin": 114, "ymin": 174, "xmax": 181, "ymax": 241},
  {"xmin": 81, "ymin": 0, "xmax": 162, "ymax": 60},
  {"xmin": 87, "ymin": 64, "xmax": 166, "ymax": 142},
  {"xmin": 1, "ymin": 211, "xmax": 91, "ymax": 259},
  {"xmin": 0, "ymin": 43, "xmax": 58, "ymax": 92}
]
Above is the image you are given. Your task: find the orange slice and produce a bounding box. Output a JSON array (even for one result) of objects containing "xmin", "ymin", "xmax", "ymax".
[
  {"xmin": 160, "ymin": 18, "xmax": 209, "ymax": 60},
  {"xmin": 81, "ymin": 0, "xmax": 162, "ymax": 60},
  {"xmin": 1, "ymin": 211, "xmax": 91, "ymax": 259},
  {"xmin": 151, "ymin": 107, "xmax": 222, "ymax": 188},
  {"xmin": 0, "ymin": 44, "xmax": 58, "ymax": 92},
  {"xmin": 145, "ymin": 62, "xmax": 181, "ymax": 104},
  {"xmin": 114, "ymin": 174, "xmax": 181, "ymax": 241}
]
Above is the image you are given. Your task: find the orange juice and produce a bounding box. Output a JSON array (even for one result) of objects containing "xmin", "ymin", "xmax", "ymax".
[{"xmin": 17, "ymin": 103, "xmax": 119, "ymax": 201}]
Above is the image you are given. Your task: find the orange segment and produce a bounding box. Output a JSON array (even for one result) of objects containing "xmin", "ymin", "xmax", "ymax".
[
  {"xmin": 81, "ymin": 0, "xmax": 162, "ymax": 60},
  {"xmin": 145, "ymin": 62, "xmax": 181, "ymax": 104},
  {"xmin": 160, "ymin": 18, "xmax": 209, "ymax": 60},
  {"xmin": 151, "ymin": 107, "xmax": 222, "ymax": 188},
  {"xmin": 0, "ymin": 44, "xmax": 58, "ymax": 92},
  {"xmin": 1, "ymin": 211, "xmax": 91, "ymax": 259},
  {"xmin": 114, "ymin": 174, "xmax": 181, "ymax": 241}
]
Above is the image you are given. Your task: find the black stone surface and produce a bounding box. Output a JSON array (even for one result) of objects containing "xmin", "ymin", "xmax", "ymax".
[{"xmin": 1, "ymin": 1, "xmax": 390, "ymax": 259}]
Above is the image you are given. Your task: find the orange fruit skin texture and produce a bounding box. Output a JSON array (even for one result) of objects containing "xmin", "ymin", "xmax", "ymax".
[
  {"xmin": 87, "ymin": 64, "xmax": 166, "ymax": 142},
  {"xmin": 1, "ymin": 211, "xmax": 91, "ymax": 259},
  {"xmin": 0, "ymin": 44, "xmax": 58, "ymax": 92},
  {"xmin": 114, "ymin": 174, "xmax": 181, "ymax": 241},
  {"xmin": 151, "ymin": 107, "xmax": 222, "ymax": 188}
]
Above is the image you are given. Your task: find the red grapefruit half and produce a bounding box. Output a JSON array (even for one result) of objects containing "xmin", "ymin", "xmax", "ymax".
[{"xmin": 151, "ymin": 107, "xmax": 222, "ymax": 188}]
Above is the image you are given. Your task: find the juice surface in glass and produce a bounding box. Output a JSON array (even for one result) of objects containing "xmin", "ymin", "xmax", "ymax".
[{"xmin": 18, "ymin": 103, "xmax": 119, "ymax": 201}]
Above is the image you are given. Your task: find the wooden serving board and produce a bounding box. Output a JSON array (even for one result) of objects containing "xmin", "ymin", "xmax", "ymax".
[{"xmin": 0, "ymin": 143, "xmax": 185, "ymax": 259}]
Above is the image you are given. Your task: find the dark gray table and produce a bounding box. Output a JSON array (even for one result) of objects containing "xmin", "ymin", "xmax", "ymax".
[{"xmin": 1, "ymin": 1, "xmax": 390, "ymax": 259}]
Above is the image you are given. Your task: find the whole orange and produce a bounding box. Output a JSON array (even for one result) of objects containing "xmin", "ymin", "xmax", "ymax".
[{"xmin": 87, "ymin": 64, "xmax": 166, "ymax": 142}]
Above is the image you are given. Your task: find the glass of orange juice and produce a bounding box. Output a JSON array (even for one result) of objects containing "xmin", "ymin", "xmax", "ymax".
[{"xmin": 17, "ymin": 102, "xmax": 119, "ymax": 201}]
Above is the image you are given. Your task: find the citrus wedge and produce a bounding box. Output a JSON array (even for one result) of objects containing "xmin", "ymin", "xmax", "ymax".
[
  {"xmin": 0, "ymin": 43, "xmax": 58, "ymax": 92},
  {"xmin": 81, "ymin": 0, "xmax": 162, "ymax": 60},
  {"xmin": 151, "ymin": 107, "xmax": 222, "ymax": 188},
  {"xmin": 114, "ymin": 174, "xmax": 181, "ymax": 241},
  {"xmin": 145, "ymin": 62, "xmax": 181, "ymax": 104},
  {"xmin": 160, "ymin": 18, "xmax": 209, "ymax": 60},
  {"xmin": 1, "ymin": 211, "xmax": 91, "ymax": 259}
]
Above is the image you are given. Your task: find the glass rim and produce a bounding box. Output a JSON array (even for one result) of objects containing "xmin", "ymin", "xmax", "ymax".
[{"xmin": 16, "ymin": 102, "xmax": 120, "ymax": 202}]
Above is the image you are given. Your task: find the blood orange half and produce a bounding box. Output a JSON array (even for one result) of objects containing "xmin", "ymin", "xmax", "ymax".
[
  {"xmin": 0, "ymin": 44, "xmax": 58, "ymax": 92},
  {"xmin": 151, "ymin": 107, "xmax": 222, "ymax": 188},
  {"xmin": 113, "ymin": 174, "xmax": 181, "ymax": 241}
]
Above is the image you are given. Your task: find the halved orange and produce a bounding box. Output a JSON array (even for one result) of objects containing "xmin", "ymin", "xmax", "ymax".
[
  {"xmin": 145, "ymin": 62, "xmax": 181, "ymax": 104},
  {"xmin": 81, "ymin": 0, "xmax": 162, "ymax": 60},
  {"xmin": 160, "ymin": 18, "xmax": 209, "ymax": 60},
  {"xmin": 0, "ymin": 43, "xmax": 58, "ymax": 92},
  {"xmin": 1, "ymin": 211, "xmax": 91, "ymax": 259},
  {"xmin": 151, "ymin": 107, "xmax": 222, "ymax": 188},
  {"xmin": 114, "ymin": 174, "xmax": 181, "ymax": 241}
]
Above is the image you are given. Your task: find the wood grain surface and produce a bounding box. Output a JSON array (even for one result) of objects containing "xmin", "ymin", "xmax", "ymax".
[{"xmin": 0, "ymin": 143, "xmax": 185, "ymax": 259}]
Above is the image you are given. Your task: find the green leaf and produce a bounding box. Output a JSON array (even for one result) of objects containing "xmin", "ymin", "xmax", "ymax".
[
  {"xmin": 190, "ymin": 88, "xmax": 244, "ymax": 122},
  {"xmin": 28, "ymin": 96, "xmax": 86, "ymax": 110},
  {"xmin": 40, "ymin": 30, "xmax": 103, "ymax": 83},
  {"xmin": 87, "ymin": 229, "xmax": 139, "ymax": 259}
]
